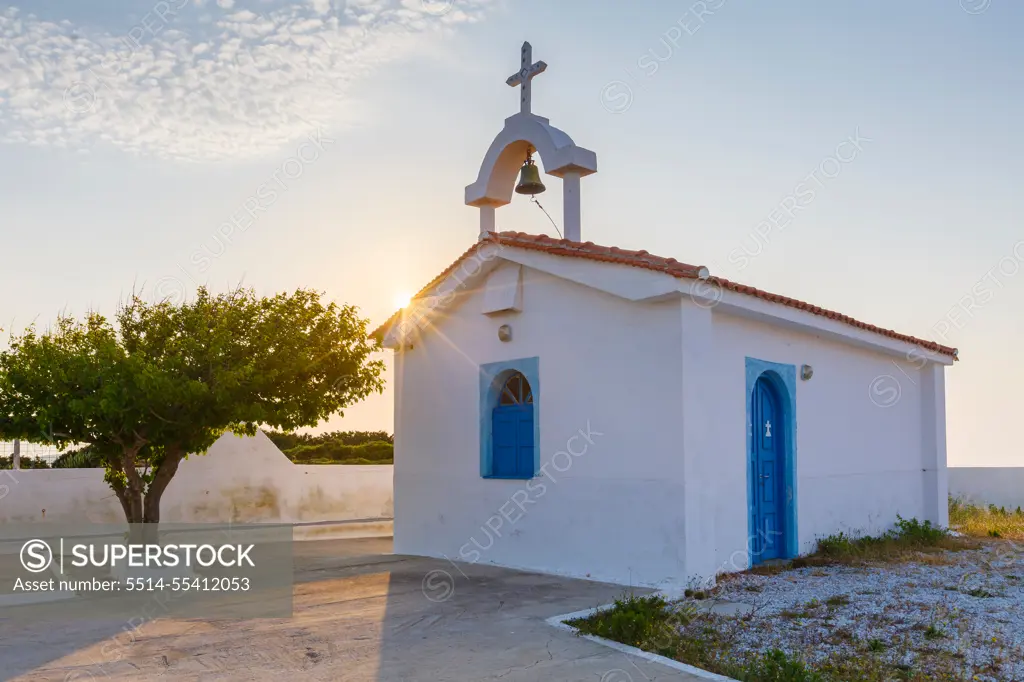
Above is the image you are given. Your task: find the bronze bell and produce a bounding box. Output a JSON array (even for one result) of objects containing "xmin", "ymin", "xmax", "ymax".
[{"xmin": 515, "ymin": 154, "xmax": 546, "ymax": 196}]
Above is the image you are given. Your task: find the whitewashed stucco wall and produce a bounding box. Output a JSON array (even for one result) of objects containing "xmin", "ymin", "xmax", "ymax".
[
  {"xmin": 699, "ymin": 312, "xmax": 942, "ymax": 579},
  {"xmin": 950, "ymin": 468, "xmax": 1024, "ymax": 508},
  {"xmin": 394, "ymin": 264, "xmax": 689, "ymax": 588},
  {"xmin": 394, "ymin": 260, "xmax": 948, "ymax": 588},
  {"xmin": 0, "ymin": 432, "xmax": 393, "ymax": 525}
]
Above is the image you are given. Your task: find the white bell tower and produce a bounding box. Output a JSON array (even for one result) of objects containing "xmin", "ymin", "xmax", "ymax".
[{"xmin": 464, "ymin": 42, "xmax": 598, "ymax": 242}]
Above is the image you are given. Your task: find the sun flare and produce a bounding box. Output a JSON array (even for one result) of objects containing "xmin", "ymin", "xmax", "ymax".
[{"xmin": 393, "ymin": 292, "xmax": 413, "ymax": 309}]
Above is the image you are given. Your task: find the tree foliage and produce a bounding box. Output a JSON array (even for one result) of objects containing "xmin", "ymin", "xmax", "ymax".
[{"xmin": 0, "ymin": 287, "xmax": 384, "ymax": 525}]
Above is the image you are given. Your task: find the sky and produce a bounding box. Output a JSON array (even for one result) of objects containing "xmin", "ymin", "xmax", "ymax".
[{"xmin": 0, "ymin": 0, "xmax": 1021, "ymax": 466}]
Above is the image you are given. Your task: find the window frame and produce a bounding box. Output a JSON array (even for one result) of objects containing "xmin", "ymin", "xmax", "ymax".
[{"xmin": 479, "ymin": 357, "xmax": 540, "ymax": 480}]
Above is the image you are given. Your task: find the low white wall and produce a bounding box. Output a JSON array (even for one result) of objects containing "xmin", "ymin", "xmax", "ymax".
[
  {"xmin": 0, "ymin": 432, "xmax": 393, "ymax": 525},
  {"xmin": 950, "ymin": 467, "xmax": 1024, "ymax": 509}
]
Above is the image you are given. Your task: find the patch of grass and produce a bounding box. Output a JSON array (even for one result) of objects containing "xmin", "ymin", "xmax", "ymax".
[
  {"xmin": 779, "ymin": 599, "xmax": 827, "ymax": 620},
  {"xmin": 780, "ymin": 607, "xmax": 817, "ymax": 620},
  {"xmin": 824, "ymin": 594, "xmax": 850, "ymax": 607},
  {"xmin": 570, "ymin": 598, "xmax": 825, "ymax": 680},
  {"xmin": 565, "ymin": 593, "xmax": 677, "ymax": 651},
  {"xmin": 739, "ymin": 649, "xmax": 826, "ymax": 682},
  {"xmin": 923, "ymin": 624, "xmax": 945, "ymax": 640},
  {"xmin": 809, "ymin": 516, "xmax": 973, "ymax": 565},
  {"xmin": 949, "ymin": 497, "xmax": 1024, "ymax": 540},
  {"xmin": 747, "ymin": 562, "xmax": 792, "ymax": 576},
  {"xmin": 826, "ymin": 627, "xmax": 857, "ymax": 645},
  {"xmin": 568, "ymin": 592, "xmax": 968, "ymax": 681}
]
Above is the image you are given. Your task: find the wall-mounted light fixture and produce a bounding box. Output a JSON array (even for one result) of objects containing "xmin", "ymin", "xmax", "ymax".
[
  {"xmin": 800, "ymin": 364, "xmax": 813, "ymax": 381},
  {"xmin": 498, "ymin": 324, "xmax": 512, "ymax": 342}
]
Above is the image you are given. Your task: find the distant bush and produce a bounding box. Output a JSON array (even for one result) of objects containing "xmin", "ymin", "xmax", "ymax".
[
  {"xmin": 262, "ymin": 429, "xmax": 393, "ymax": 464},
  {"xmin": 0, "ymin": 455, "xmax": 51, "ymax": 469},
  {"xmin": 3, "ymin": 433, "xmax": 394, "ymax": 469},
  {"xmin": 52, "ymin": 446, "xmax": 103, "ymax": 468},
  {"xmin": 263, "ymin": 429, "xmax": 392, "ymax": 449}
]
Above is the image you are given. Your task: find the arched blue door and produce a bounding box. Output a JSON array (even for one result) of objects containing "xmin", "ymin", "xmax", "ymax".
[
  {"xmin": 491, "ymin": 372, "xmax": 535, "ymax": 478},
  {"xmin": 750, "ymin": 375, "xmax": 785, "ymax": 562}
]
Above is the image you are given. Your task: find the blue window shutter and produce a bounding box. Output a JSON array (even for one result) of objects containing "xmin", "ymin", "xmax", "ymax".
[
  {"xmin": 516, "ymin": 406, "xmax": 534, "ymax": 477},
  {"xmin": 492, "ymin": 409, "xmax": 518, "ymax": 477},
  {"xmin": 491, "ymin": 404, "xmax": 534, "ymax": 478}
]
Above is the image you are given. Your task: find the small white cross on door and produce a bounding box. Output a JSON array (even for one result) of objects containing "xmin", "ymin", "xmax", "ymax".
[{"xmin": 764, "ymin": 420, "xmax": 772, "ymax": 437}]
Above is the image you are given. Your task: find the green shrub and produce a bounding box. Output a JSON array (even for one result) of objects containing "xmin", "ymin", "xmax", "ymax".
[
  {"xmin": 52, "ymin": 446, "xmax": 103, "ymax": 468},
  {"xmin": 284, "ymin": 440, "xmax": 392, "ymax": 463},
  {"xmin": 263, "ymin": 429, "xmax": 394, "ymax": 464},
  {"xmin": 738, "ymin": 649, "xmax": 825, "ymax": 682},
  {"xmin": 567, "ymin": 594, "xmax": 673, "ymax": 649},
  {"xmin": 892, "ymin": 516, "xmax": 946, "ymax": 545},
  {"xmin": 263, "ymin": 429, "xmax": 393, "ymax": 451},
  {"xmin": 813, "ymin": 516, "xmax": 953, "ymax": 563},
  {"xmin": 0, "ymin": 455, "xmax": 50, "ymax": 469}
]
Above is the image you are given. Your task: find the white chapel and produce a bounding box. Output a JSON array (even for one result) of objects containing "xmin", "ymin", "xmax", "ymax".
[{"xmin": 373, "ymin": 43, "xmax": 957, "ymax": 588}]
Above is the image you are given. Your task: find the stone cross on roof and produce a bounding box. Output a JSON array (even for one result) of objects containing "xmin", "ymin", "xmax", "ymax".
[{"xmin": 505, "ymin": 41, "xmax": 547, "ymax": 115}]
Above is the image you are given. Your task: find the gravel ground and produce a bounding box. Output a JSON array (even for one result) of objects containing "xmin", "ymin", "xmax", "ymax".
[{"xmin": 699, "ymin": 543, "xmax": 1024, "ymax": 681}]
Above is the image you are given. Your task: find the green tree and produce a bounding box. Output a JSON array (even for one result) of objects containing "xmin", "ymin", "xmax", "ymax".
[{"xmin": 0, "ymin": 287, "xmax": 384, "ymax": 531}]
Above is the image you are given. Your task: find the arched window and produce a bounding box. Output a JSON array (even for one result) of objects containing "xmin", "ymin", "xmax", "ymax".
[
  {"xmin": 490, "ymin": 371, "xmax": 535, "ymax": 478},
  {"xmin": 499, "ymin": 372, "xmax": 533, "ymax": 406}
]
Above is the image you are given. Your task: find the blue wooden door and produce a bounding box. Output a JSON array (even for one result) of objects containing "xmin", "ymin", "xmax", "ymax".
[
  {"xmin": 492, "ymin": 404, "xmax": 534, "ymax": 477},
  {"xmin": 750, "ymin": 377, "xmax": 785, "ymax": 561}
]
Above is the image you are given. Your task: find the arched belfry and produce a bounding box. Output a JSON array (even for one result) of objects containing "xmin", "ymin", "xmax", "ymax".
[{"xmin": 465, "ymin": 42, "xmax": 598, "ymax": 242}]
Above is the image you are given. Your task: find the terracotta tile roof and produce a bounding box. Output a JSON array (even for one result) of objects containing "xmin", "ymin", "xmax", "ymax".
[{"xmin": 372, "ymin": 231, "xmax": 959, "ymax": 360}]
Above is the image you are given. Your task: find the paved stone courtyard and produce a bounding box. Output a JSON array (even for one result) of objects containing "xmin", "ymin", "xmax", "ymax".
[{"xmin": 0, "ymin": 537, "xmax": 701, "ymax": 681}]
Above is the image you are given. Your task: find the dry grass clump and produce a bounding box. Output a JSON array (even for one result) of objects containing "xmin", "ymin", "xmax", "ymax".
[{"xmin": 949, "ymin": 498, "xmax": 1024, "ymax": 540}]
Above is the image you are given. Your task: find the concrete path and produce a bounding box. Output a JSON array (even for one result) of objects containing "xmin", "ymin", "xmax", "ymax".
[{"xmin": 0, "ymin": 537, "xmax": 704, "ymax": 681}]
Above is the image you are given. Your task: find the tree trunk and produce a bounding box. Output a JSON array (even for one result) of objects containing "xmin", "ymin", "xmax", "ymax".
[
  {"xmin": 117, "ymin": 443, "xmax": 148, "ymax": 543},
  {"xmin": 143, "ymin": 447, "xmax": 184, "ymax": 525},
  {"xmin": 108, "ymin": 444, "xmax": 186, "ymax": 545},
  {"xmin": 109, "ymin": 469, "xmax": 144, "ymax": 523}
]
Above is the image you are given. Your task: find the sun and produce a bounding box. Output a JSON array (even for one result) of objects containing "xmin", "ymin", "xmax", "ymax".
[{"xmin": 393, "ymin": 292, "xmax": 413, "ymax": 309}]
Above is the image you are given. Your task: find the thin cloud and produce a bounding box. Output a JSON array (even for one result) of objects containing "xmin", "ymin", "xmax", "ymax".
[{"xmin": 0, "ymin": 0, "xmax": 491, "ymax": 161}]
